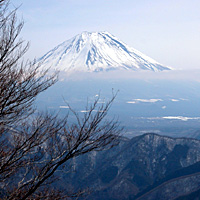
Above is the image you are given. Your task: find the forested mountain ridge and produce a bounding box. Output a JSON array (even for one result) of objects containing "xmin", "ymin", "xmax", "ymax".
[{"xmin": 57, "ymin": 133, "xmax": 200, "ymax": 199}]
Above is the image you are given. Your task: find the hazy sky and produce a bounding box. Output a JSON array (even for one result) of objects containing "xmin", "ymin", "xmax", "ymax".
[{"xmin": 11, "ymin": 0, "xmax": 200, "ymax": 70}]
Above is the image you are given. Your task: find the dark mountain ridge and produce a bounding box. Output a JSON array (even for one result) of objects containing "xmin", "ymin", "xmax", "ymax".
[{"xmin": 57, "ymin": 133, "xmax": 200, "ymax": 199}]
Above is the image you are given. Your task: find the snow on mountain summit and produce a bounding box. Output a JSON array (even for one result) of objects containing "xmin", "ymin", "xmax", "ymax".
[{"xmin": 38, "ymin": 31, "xmax": 170, "ymax": 72}]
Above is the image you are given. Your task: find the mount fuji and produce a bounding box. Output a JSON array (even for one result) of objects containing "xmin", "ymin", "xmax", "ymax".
[{"xmin": 38, "ymin": 31, "xmax": 170, "ymax": 73}]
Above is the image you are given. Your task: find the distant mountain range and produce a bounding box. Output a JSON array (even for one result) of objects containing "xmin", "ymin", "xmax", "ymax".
[
  {"xmin": 59, "ymin": 133, "xmax": 200, "ymax": 200},
  {"xmin": 38, "ymin": 31, "xmax": 170, "ymax": 72}
]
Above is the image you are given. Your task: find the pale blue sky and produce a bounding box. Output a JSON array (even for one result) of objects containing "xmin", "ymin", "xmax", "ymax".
[{"xmin": 11, "ymin": 0, "xmax": 200, "ymax": 69}]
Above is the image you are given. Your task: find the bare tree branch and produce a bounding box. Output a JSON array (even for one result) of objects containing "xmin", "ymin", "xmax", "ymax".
[{"xmin": 0, "ymin": 1, "xmax": 121, "ymax": 199}]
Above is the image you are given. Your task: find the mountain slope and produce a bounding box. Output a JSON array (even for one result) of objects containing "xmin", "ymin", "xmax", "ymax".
[
  {"xmin": 58, "ymin": 133, "xmax": 200, "ymax": 200},
  {"xmin": 38, "ymin": 31, "xmax": 170, "ymax": 72}
]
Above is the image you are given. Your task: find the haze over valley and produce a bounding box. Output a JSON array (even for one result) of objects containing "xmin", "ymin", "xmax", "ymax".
[{"xmin": 36, "ymin": 32, "xmax": 200, "ymax": 139}]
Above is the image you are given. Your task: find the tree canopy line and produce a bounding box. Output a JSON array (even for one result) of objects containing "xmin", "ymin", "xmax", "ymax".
[{"xmin": 0, "ymin": 0, "xmax": 121, "ymax": 199}]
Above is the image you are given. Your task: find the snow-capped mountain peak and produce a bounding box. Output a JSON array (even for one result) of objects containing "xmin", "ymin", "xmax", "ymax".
[{"xmin": 38, "ymin": 31, "xmax": 170, "ymax": 72}]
